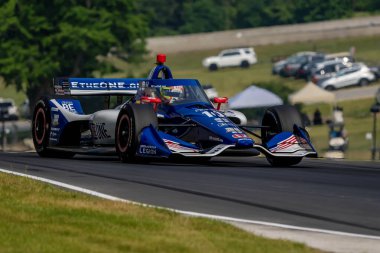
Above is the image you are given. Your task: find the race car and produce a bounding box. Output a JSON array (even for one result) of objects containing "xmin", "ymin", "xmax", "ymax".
[{"xmin": 32, "ymin": 54, "xmax": 317, "ymax": 166}]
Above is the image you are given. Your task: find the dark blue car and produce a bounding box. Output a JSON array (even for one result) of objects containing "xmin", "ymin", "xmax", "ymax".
[{"xmin": 32, "ymin": 55, "xmax": 317, "ymax": 166}]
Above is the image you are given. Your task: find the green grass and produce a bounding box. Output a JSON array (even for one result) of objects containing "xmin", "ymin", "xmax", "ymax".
[{"xmin": 0, "ymin": 173, "xmax": 323, "ymax": 253}]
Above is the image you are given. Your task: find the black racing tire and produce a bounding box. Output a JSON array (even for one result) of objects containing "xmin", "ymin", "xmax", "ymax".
[
  {"xmin": 359, "ymin": 78, "xmax": 369, "ymax": 87},
  {"xmin": 240, "ymin": 60, "xmax": 249, "ymax": 68},
  {"xmin": 261, "ymin": 105, "xmax": 304, "ymax": 166},
  {"xmin": 115, "ymin": 104, "xmax": 158, "ymax": 162},
  {"xmin": 209, "ymin": 63, "xmax": 218, "ymax": 71},
  {"xmin": 266, "ymin": 156, "xmax": 302, "ymax": 167},
  {"xmin": 325, "ymin": 85, "xmax": 335, "ymax": 91},
  {"xmin": 32, "ymin": 97, "xmax": 75, "ymax": 158}
]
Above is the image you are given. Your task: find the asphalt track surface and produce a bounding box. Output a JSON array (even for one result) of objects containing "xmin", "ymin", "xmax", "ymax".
[{"xmin": 1, "ymin": 152, "xmax": 379, "ymax": 236}]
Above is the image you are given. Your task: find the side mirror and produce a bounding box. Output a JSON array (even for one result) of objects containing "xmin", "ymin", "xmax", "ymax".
[
  {"xmin": 140, "ymin": 96, "xmax": 162, "ymax": 111},
  {"xmin": 213, "ymin": 97, "xmax": 228, "ymax": 110}
]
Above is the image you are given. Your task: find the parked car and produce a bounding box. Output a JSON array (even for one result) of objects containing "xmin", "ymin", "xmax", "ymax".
[
  {"xmin": 202, "ymin": 47, "xmax": 257, "ymax": 71},
  {"xmin": 280, "ymin": 52, "xmax": 325, "ymax": 77},
  {"xmin": 272, "ymin": 58, "xmax": 288, "ymax": 75},
  {"xmin": 295, "ymin": 54, "xmax": 328, "ymax": 79},
  {"xmin": 0, "ymin": 98, "xmax": 19, "ymax": 120},
  {"xmin": 311, "ymin": 59, "xmax": 351, "ymax": 84},
  {"xmin": 272, "ymin": 51, "xmax": 314, "ymax": 75},
  {"xmin": 369, "ymin": 66, "xmax": 380, "ymax": 80},
  {"xmin": 296, "ymin": 58, "xmax": 326, "ymax": 79},
  {"xmin": 318, "ymin": 63, "xmax": 375, "ymax": 91}
]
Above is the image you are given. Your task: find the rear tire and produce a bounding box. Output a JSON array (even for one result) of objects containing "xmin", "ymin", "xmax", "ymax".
[
  {"xmin": 115, "ymin": 104, "xmax": 157, "ymax": 162},
  {"xmin": 209, "ymin": 64, "xmax": 218, "ymax": 71},
  {"xmin": 32, "ymin": 97, "xmax": 75, "ymax": 158},
  {"xmin": 359, "ymin": 78, "xmax": 369, "ymax": 87},
  {"xmin": 261, "ymin": 105, "xmax": 304, "ymax": 166},
  {"xmin": 240, "ymin": 60, "xmax": 249, "ymax": 68}
]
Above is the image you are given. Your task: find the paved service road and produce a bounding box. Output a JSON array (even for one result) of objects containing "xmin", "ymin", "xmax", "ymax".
[
  {"xmin": 335, "ymin": 84, "xmax": 380, "ymax": 102},
  {"xmin": 0, "ymin": 152, "xmax": 379, "ymax": 236}
]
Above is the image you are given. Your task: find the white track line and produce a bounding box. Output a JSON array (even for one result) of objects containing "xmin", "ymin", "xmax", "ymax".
[{"xmin": 1, "ymin": 167, "xmax": 380, "ymax": 241}]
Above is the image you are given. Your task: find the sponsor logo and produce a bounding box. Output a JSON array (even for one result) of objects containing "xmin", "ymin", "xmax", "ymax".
[
  {"xmin": 90, "ymin": 123, "xmax": 111, "ymax": 140},
  {"xmin": 217, "ymin": 123, "xmax": 228, "ymax": 127},
  {"xmin": 52, "ymin": 114, "xmax": 59, "ymax": 126},
  {"xmin": 61, "ymin": 101, "xmax": 77, "ymax": 113},
  {"xmin": 215, "ymin": 117, "xmax": 230, "ymax": 123},
  {"xmin": 225, "ymin": 127, "xmax": 242, "ymax": 133},
  {"xmin": 202, "ymin": 111, "xmax": 215, "ymax": 118},
  {"xmin": 215, "ymin": 111, "xmax": 224, "ymax": 118},
  {"xmin": 70, "ymin": 81, "xmax": 139, "ymax": 90},
  {"xmin": 139, "ymin": 145, "xmax": 157, "ymax": 155},
  {"xmin": 232, "ymin": 133, "xmax": 248, "ymax": 138},
  {"xmin": 54, "ymin": 85, "xmax": 65, "ymax": 95}
]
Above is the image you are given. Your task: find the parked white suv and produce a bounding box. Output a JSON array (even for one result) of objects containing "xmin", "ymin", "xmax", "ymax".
[
  {"xmin": 202, "ymin": 47, "xmax": 257, "ymax": 71},
  {"xmin": 318, "ymin": 63, "xmax": 375, "ymax": 91}
]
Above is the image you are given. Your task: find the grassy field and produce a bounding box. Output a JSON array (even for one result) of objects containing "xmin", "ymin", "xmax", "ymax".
[{"xmin": 0, "ymin": 172, "xmax": 323, "ymax": 253}]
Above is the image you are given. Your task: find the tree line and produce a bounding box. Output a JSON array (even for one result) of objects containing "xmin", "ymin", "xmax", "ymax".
[{"xmin": 137, "ymin": 0, "xmax": 380, "ymax": 36}]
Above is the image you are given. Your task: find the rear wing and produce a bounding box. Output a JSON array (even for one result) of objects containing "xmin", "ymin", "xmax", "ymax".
[{"xmin": 53, "ymin": 78, "xmax": 144, "ymax": 96}]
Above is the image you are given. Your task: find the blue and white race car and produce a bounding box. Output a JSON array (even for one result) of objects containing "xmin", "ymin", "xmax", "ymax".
[{"xmin": 32, "ymin": 54, "xmax": 317, "ymax": 166}]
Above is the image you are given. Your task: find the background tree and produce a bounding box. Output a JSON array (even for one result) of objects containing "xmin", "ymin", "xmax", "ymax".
[
  {"xmin": 138, "ymin": 0, "xmax": 380, "ymax": 36},
  {"xmin": 0, "ymin": 0, "xmax": 147, "ymax": 109},
  {"xmin": 136, "ymin": 0, "xmax": 185, "ymax": 36},
  {"xmin": 293, "ymin": 0, "xmax": 353, "ymax": 23}
]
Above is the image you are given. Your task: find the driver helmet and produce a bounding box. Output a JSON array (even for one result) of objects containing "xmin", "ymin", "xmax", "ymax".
[{"xmin": 160, "ymin": 85, "xmax": 184, "ymax": 103}]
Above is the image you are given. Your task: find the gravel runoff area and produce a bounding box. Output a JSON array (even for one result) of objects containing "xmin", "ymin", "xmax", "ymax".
[{"xmin": 147, "ymin": 16, "xmax": 380, "ymax": 54}]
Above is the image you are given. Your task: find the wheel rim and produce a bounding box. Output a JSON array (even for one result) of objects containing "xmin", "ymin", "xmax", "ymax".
[
  {"xmin": 34, "ymin": 107, "xmax": 46, "ymax": 145},
  {"xmin": 117, "ymin": 114, "xmax": 131, "ymax": 153}
]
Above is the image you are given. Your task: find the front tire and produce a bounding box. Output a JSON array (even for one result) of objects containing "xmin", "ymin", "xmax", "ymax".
[
  {"xmin": 115, "ymin": 104, "xmax": 157, "ymax": 162},
  {"xmin": 261, "ymin": 105, "xmax": 304, "ymax": 166}
]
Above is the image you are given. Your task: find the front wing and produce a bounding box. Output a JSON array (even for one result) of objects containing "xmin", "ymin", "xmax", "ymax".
[{"xmin": 135, "ymin": 124, "xmax": 317, "ymax": 158}]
